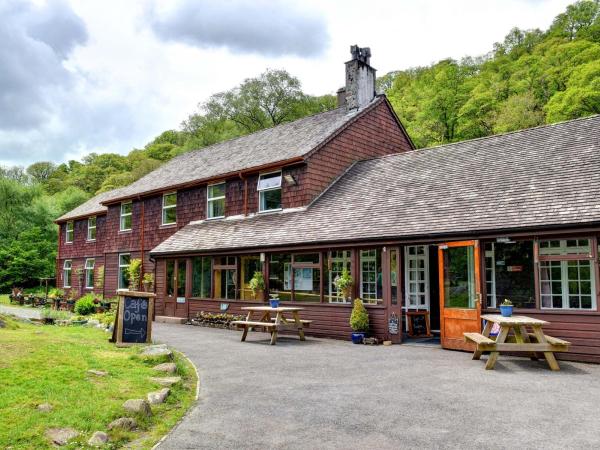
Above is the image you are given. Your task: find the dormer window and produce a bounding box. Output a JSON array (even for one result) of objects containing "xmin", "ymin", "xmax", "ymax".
[
  {"xmin": 162, "ymin": 192, "xmax": 177, "ymax": 225},
  {"xmin": 207, "ymin": 183, "xmax": 225, "ymax": 219},
  {"xmin": 87, "ymin": 216, "xmax": 96, "ymax": 241},
  {"xmin": 120, "ymin": 201, "xmax": 132, "ymax": 231},
  {"xmin": 258, "ymin": 171, "xmax": 282, "ymax": 212},
  {"xmin": 65, "ymin": 221, "xmax": 74, "ymax": 243}
]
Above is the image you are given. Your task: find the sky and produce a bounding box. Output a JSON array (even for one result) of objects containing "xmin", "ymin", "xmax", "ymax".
[{"xmin": 0, "ymin": 0, "xmax": 574, "ymax": 167}]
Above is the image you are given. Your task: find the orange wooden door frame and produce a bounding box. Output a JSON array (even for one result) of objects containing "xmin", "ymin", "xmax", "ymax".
[{"xmin": 438, "ymin": 240, "xmax": 482, "ymax": 351}]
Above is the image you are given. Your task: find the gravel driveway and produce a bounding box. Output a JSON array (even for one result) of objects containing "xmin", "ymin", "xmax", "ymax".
[{"xmin": 153, "ymin": 323, "xmax": 600, "ymax": 450}]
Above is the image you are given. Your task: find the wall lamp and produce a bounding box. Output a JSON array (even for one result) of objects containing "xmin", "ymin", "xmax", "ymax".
[{"xmin": 284, "ymin": 174, "xmax": 297, "ymax": 186}]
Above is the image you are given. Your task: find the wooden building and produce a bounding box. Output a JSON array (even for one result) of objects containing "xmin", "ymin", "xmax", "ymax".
[{"xmin": 56, "ymin": 47, "xmax": 600, "ymax": 363}]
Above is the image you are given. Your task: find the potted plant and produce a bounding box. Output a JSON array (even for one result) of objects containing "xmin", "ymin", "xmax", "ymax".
[
  {"xmin": 127, "ymin": 258, "xmax": 142, "ymax": 291},
  {"xmin": 349, "ymin": 298, "xmax": 369, "ymax": 344},
  {"xmin": 333, "ymin": 268, "xmax": 353, "ymax": 301},
  {"xmin": 500, "ymin": 299, "xmax": 513, "ymax": 317},
  {"xmin": 248, "ymin": 271, "xmax": 265, "ymax": 301},
  {"xmin": 142, "ymin": 272, "xmax": 154, "ymax": 292},
  {"xmin": 269, "ymin": 293, "xmax": 280, "ymax": 309}
]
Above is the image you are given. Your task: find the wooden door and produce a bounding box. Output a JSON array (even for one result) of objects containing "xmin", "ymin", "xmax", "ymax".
[
  {"xmin": 438, "ymin": 241, "xmax": 482, "ymax": 351},
  {"xmin": 164, "ymin": 259, "xmax": 188, "ymax": 318}
]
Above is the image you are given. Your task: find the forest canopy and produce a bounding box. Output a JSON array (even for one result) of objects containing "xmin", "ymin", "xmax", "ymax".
[{"xmin": 0, "ymin": 0, "xmax": 599, "ymax": 291}]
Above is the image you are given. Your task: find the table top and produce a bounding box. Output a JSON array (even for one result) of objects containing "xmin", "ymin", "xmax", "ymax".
[
  {"xmin": 481, "ymin": 314, "xmax": 549, "ymax": 326},
  {"xmin": 241, "ymin": 306, "xmax": 304, "ymax": 312}
]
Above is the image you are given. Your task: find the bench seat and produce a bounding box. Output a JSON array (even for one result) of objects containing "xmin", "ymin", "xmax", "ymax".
[
  {"xmin": 464, "ymin": 332, "xmax": 495, "ymax": 345},
  {"xmin": 269, "ymin": 318, "xmax": 312, "ymax": 326},
  {"xmin": 231, "ymin": 320, "xmax": 277, "ymax": 328},
  {"xmin": 527, "ymin": 333, "xmax": 570, "ymax": 346}
]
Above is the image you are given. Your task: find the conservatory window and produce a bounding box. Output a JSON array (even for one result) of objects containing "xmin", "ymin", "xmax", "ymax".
[{"xmin": 360, "ymin": 249, "xmax": 382, "ymax": 304}]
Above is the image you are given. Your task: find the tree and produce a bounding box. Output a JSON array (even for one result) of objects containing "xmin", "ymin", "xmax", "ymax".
[
  {"xmin": 26, "ymin": 161, "xmax": 57, "ymax": 183},
  {"xmin": 548, "ymin": 0, "xmax": 599, "ymax": 41}
]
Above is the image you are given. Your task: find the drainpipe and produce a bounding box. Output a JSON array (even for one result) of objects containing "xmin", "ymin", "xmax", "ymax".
[{"xmin": 140, "ymin": 197, "xmax": 145, "ymax": 291}]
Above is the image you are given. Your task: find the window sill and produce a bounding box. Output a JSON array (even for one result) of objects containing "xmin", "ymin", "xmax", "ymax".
[
  {"xmin": 206, "ymin": 216, "xmax": 225, "ymax": 221},
  {"xmin": 65, "ymin": 242, "xmax": 73, "ymax": 245},
  {"xmin": 86, "ymin": 239, "xmax": 96, "ymax": 243},
  {"xmin": 160, "ymin": 223, "xmax": 177, "ymax": 229},
  {"xmin": 119, "ymin": 229, "xmax": 132, "ymax": 234},
  {"xmin": 258, "ymin": 208, "xmax": 283, "ymax": 214}
]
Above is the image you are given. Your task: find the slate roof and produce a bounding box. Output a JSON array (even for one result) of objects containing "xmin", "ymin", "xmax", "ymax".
[
  {"xmin": 151, "ymin": 115, "xmax": 600, "ymax": 255},
  {"xmin": 55, "ymin": 188, "xmax": 126, "ymax": 222},
  {"xmin": 102, "ymin": 100, "xmax": 382, "ymax": 203}
]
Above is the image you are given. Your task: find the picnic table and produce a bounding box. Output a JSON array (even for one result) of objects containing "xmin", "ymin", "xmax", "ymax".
[
  {"xmin": 232, "ymin": 306, "xmax": 311, "ymax": 345},
  {"xmin": 464, "ymin": 314, "xmax": 571, "ymax": 371}
]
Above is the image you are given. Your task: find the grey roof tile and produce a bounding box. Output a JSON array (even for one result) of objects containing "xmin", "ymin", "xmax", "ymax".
[
  {"xmin": 55, "ymin": 187, "xmax": 126, "ymax": 222},
  {"xmin": 152, "ymin": 115, "xmax": 600, "ymax": 255}
]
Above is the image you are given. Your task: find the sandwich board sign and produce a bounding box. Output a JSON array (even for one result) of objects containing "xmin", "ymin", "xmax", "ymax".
[{"xmin": 111, "ymin": 291, "xmax": 155, "ymax": 346}]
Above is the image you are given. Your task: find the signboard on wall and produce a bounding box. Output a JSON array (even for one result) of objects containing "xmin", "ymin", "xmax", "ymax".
[
  {"xmin": 388, "ymin": 313, "xmax": 399, "ymax": 335},
  {"xmin": 111, "ymin": 291, "xmax": 155, "ymax": 346}
]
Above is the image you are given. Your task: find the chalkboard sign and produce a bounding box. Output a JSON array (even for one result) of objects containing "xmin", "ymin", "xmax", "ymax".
[
  {"xmin": 111, "ymin": 291, "xmax": 155, "ymax": 345},
  {"xmin": 388, "ymin": 312, "xmax": 399, "ymax": 335}
]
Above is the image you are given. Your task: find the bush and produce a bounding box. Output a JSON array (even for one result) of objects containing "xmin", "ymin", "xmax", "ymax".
[
  {"xmin": 74, "ymin": 294, "xmax": 96, "ymax": 315},
  {"xmin": 349, "ymin": 298, "xmax": 369, "ymax": 332},
  {"xmin": 128, "ymin": 259, "xmax": 142, "ymax": 290}
]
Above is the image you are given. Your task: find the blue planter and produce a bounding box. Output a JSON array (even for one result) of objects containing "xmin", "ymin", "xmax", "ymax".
[
  {"xmin": 269, "ymin": 299, "xmax": 280, "ymax": 308},
  {"xmin": 351, "ymin": 332, "xmax": 365, "ymax": 344},
  {"xmin": 499, "ymin": 305, "xmax": 513, "ymax": 317}
]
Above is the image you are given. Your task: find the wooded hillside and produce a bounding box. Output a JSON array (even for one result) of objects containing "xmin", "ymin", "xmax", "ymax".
[{"xmin": 0, "ymin": 0, "xmax": 598, "ymax": 290}]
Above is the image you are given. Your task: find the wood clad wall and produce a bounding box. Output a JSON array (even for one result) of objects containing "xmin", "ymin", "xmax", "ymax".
[{"xmin": 304, "ymin": 100, "xmax": 413, "ymax": 202}]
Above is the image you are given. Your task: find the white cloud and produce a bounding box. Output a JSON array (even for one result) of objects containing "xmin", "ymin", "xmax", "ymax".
[{"xmin": 0, "ymin": 0, "xmax": 574, "ymax": 167}]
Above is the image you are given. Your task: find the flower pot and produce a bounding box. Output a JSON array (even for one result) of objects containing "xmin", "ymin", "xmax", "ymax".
[
  {"xmin": 351, "ymin": 332, "xmax": 365, "ymax": 344},
  {"xmin": 499, "ymin": 305, "xmax": 513, "ymax": 317},
  {"xmin": 269, "ymin": 299, "xmax": 280, "ymax": 308}
]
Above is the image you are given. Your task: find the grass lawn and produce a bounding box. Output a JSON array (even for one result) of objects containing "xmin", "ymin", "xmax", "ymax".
[
  {"xmin": 0, "ymin": 314, "xmax": 197, "ymax": 449},
  {"xmin": 0, "ymin": 294, "xmax": 10, "ymax": 305}
]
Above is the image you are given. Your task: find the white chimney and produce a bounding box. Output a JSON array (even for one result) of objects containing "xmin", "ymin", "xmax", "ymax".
[{"xmin": 344, "ymin": 45, "xmax": 376, "ymax": 110}]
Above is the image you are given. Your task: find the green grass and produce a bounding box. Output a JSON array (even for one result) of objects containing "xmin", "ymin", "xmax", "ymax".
[
  {"xmin": 0, "ymin": 315, "xmax": 197, "ymax": 449},
  {"xmin": 0, "ymin": 294, "xmax": 9, "ymax": 305}
]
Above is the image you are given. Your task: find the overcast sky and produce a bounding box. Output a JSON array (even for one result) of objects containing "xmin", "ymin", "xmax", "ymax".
[{"xmin": 0, "ymin": 0, "xmax": 573, "ymax": 167}]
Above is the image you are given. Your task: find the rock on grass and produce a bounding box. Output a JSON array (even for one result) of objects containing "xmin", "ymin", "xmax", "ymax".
[
  {"xmin": 153, "ymin": 362, "xmax": 177, "ymax": 374},
  {"xmin": 123, "ymin": 399, "xmax": 152, "ymax": 416},
  {"xmin": 107, "ymin": 417, "xmax": 137, "ymax": 431},
  {"xmin": 46, "ymin": 428, "xmax": 79, "ymax": 446},
  {"xmin": 87, "ymin": 369, "xmax": 108, "ymax": 377},
  {"xmin": 148, "ymin": 388, "xmax": 170, "ymax": 405},
  {"xmin": 149, "ymin": 376, "xmax": 182, "ymax": 386},
  {"xmin": 37, "ymin": 403, "xmax": 53, "ymax": 412},
  {"xmin": 141, "ymin": 344, "xmax": 173, "ymax": 359},
  {"xmin": 88, "ymin": 431, "xmax": 108, "ymax": 446}
]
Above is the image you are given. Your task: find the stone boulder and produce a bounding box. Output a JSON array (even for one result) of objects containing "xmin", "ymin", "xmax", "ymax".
[
  {"xmin": 46, "ymin": 428, "xmax": 79, "ymax": 446},
  {"xmin": 149, "ymin": 376, "xmax": 182, "ymax": 387},
  {"xmin": 153, "ymin": 362, "xmax": 177, "ymax": 374},
  {"xmin": 107, "ymin": 417, "xmax": 137, "ymax": 431},
  {"xmin": 141, "ymin": 344, "xmax": 173, "ymax": 359},
  {"xmin": 37, "ymin": 403, "xmax": 53, "ymax": 412},
  {"xmin": 88, "ymin": 431, "xmax": 108, "ymax": 447},
  {"xmin": 147, "ymin": 388, "xmax": 170, "ymax": 405},
  {"xmin": 123, "ymin": 399, "xmax": 152, "ymax": 417},
  {"xmin": 87, "ymin": 369, "xmax": 108, "ymax": 377}
]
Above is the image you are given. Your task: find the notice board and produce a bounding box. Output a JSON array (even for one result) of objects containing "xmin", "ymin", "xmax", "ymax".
[{"xmin": 111, "ymin": 291, "xmax": 155, "ymax": 345}]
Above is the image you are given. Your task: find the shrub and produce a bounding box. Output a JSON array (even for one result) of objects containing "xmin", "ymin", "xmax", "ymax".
[
  {"xmin": 41, "ymin": 309, "xmax": 71, "ymax": 321},
  {"xmin": 128, "ymin": 259, "xmax": 142, "ymax": 290},
  {"xmin": 248, "ymin": 271, "xmax": 265, "ymax": 295},
  {"xmin": 74, "ymin": 294, "xmax": 96, "ymax": 315},
  {"xmin": 48, "ymin": 288, "xmax": 65, "ymax": 299},
  {"xmin": 349, "ymin": 298, "xmax": 369, "ymax": 332},
  {"xmin": 95, "ymin": 265, "xmax": 105, "ymax": 289}
]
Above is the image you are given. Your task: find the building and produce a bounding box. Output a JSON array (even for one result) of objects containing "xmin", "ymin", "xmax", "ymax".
[{"xmin": 56, "ymin": 46, "xmax": 600, "ymax": 363}]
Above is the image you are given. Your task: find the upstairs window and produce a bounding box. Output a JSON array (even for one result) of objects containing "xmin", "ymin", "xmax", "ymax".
[
  {"xmin": 63, "ymin": 260, "xmax": 72, "ymax": 288},
  {"xmin": 258, "ymin": 171, "xmax": 282, "ymax": 212},
  {"xmin": 162, "ymin": 192, "xmax": 177, "ymax": 225},
  {"xmin": 66, "ymin": 221, "xmax": 74, "ymax": 243},
  {"xmin": 85, "ymin": 258, "xmax": 95, "ymax": 289},
  {"xmin": 120, "ymin": 202, "xmax": 132, "ymax": 231},
  {"xmin": 207, "ymin": 183, "xmax": 225, "ymax": 219},
  {"xmin": 87, "ymin": 216, "xmax": 96, "ymax": 241}
]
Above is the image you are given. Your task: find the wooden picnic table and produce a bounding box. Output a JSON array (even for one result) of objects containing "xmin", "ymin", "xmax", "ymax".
[
  {"xmin": 232, "ymin": 306, "xmax": 311, "ymax": 345},
  {"xmin": 464, "ymin": 314, "xmax": 570, "ymax": 371}
]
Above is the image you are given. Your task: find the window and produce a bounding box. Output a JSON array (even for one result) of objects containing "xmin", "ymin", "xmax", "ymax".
[
  {"xmin": 390, "ymin": 249, "xmax": 399, "ymax": 305},
  {"xmin": 166, "ymin": 259, "xmax": 187, "ymax": 297},
  {"xmin": 539, "ymin": 238, "xmax": 596, "ymax": 310},
  {"xmin": 360, "ymin": 249, "xmax": 382, "ymax": 304},
  {"xmin": 87, "ymin": 216, "xmax": 96, "ymax": 241},
  {"xmin": 118, "ymin": 254, "xmax": 130, "ymax": 290},
  {"xmin": 177, "ymin": 260, "xmax": 186, "ymax": 297},
  {"xmin": 258, "ymin": 171, "xmax": 282, "ymax": 212},
  {"xmin": 269, "ymin": 253, "xmax": 321, "ymax": 302},
  {"xmin": 484, "ymin": 241, "xmax": 535, "ymax": 309},
  {"xmin": 162, "ymin": 192, "xmax": 177, "ymax": 225},
  {"xmin": 326, "ymin": 250, "xmax": 352, "ymax": 303},
  {"xmin": 63, "ymin": 260, "xmax": 72, "ymax": 288},
  {"xmin": 192, "ymin": 257, "xmax": 212, "ymax": 298},
  {"xmin": 166, "ymin": 260, "xmax": 175, "ymax": 296},
  {"xmin": 85, "ymin": 258, "xmax": 95, "ymax": 289},
  {"xmin": 405, "ymin": 246, "xmax": 429, "ymax": 309},
  {"xmin": 120, "ymin": 202, "xmax": 132, "ymax": 231},
  {"xmin": 214, "ymin": 256, "xmax": 237, "ymax": 300},
  {"xmin": 207, "ymin": 183, "xmax": 225, "ymax": 219},
  {"xmin": 240, "ymin": 255, "xmax": 262, "ymax": 300},
  {"xmin": 65, "ymin": 221, "xmax": 74, "ymax": 243}
]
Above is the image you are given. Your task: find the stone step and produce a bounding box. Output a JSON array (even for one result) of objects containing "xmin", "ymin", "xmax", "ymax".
[{"xmin": 155, "ymin": 316, "xmax": 187, "ymax": 324}]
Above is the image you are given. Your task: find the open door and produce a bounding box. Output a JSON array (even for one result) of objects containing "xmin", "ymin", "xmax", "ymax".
[{"xmin": 438, "ymin": 241, "xmax": 482, "ymax": 351}]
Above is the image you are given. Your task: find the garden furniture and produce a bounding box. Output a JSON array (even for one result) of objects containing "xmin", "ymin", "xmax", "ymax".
[
  {"xmin": 232, "ymin": 306, "xmax": 311, "ymax": 345},
  {"xmin": 464, "ymin": 314, "xmax": 570, "ymax": 371}
]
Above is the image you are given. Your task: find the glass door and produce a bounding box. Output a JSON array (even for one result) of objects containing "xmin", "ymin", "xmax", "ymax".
[{"xmin": 438, "ymin": 241, "xmax": 482, "ymax": 350}]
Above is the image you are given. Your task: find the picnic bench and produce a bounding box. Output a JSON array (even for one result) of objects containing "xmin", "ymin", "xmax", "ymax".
[
  {"xmin": 464, "ymin": 314, "xmax": 570, "ymax": 371},
  {"xmin": 232, "ymin": 306, "xmax": 311, "ymax": 345}
]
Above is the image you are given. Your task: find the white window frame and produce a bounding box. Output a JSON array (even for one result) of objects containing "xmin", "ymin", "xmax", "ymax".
[
  {"xmin": 485, "ymin": 244, "xmax": 497, "ymax": 308},
  {"xmin": 328, "ymin": 250, "xmax": 352, "ymax": 304},
  {"xmin": 359, "ymin": 249, "xmax": 381, "ymax": 304},
  {"xmin": 65, "ymin": 221, "xmax": 74, "ymax": 243},
  {"xmin": 63, "ymin": 260, "xmax": 72, "ymax": 288},
  {"xmin": 404, "ymin": 245, "xmax": 430, "ymax": 310},
  {"xmin": 87, "ymin": 216, "xmax": 96, "ymax": 241},
  {"xmin": 118, "ymin": 253, "xmax": 131, "ymax": 290},
  {"xmin": 257, "ymin": 171, "xmax": 282, "ymax": 213},
  {"xmin": 161, "ymin": 192, "xmax": 177, "ymax": 225},
  {"xmin": 120, "ymin": 201, "xmax": 132, "ymax": 231},
  {"xmin": 85, "ymin": 258, "xmax": 95, "ymax": 289},
  {"xmin": 207, "ymin": 182, "xmax": 226, "ymax": 219}
]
